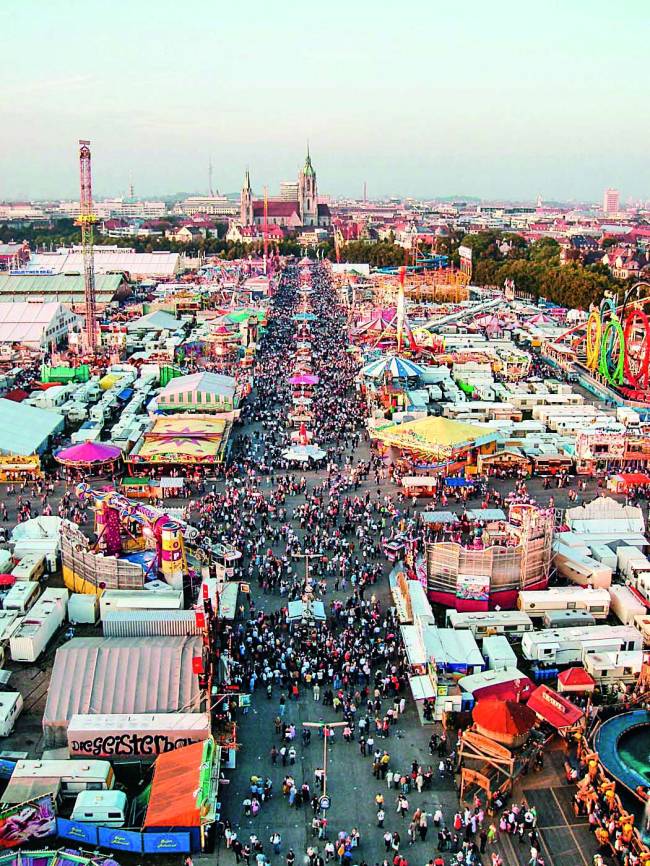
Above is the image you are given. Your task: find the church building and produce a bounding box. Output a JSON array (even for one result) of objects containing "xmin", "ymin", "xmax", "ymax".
[{"xmin": 239, "ymin": 149, "xmax": 331, "ymax": 230}]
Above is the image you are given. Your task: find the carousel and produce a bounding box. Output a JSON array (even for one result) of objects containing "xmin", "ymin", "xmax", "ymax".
[{"xmin": 55, "ymin": 441, "xmax": 122, "ymax": 475}]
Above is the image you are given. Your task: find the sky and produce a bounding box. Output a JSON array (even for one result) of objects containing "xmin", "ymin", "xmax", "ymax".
[{"xmin": 1, "ymin": 0, "xmax": 649, "ymax": 203}]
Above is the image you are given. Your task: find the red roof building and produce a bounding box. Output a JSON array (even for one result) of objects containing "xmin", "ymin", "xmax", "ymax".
[
  {"xmin": 557, "ymin": 667, "xmax": 596, "ymax": 694},
  {"xmin": 527, "ymin": 684, "xmax": 584, "ymax": 732}
]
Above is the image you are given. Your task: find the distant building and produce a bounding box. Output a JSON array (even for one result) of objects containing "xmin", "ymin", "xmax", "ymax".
[
  {"xmin": 239, "ymin": 149, "xmax": 331, "ymax": 230},
  {"xmin": 279, "ymin": 182, "xmax": 299, "ymax": 201},
  {"xmin": 603, "ymin": 188, "xmax": 620, "ymax": 215},
  {"xmin": 226, "ymin": 223, "xmax": 287, "ymax": 245},
  {"xmin": 166, "ymin": 225, "xmax": 206, "ymax": 243},
  {"xmin": 174, "ymin": 196, "xmax": 238, "ymax": 217},
  {"xmin": 0, "ymin": 242, "xmax": 30, "ymax": 271}
]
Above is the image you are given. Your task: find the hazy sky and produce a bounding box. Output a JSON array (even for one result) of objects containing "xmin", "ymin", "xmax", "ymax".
[{"xmin": 1, "ymin": 0, "xmax": 648, "ymax": 202}]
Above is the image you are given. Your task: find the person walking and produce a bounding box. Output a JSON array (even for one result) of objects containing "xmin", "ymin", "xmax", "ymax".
[
  {"xmin": 270, "ymin": 833, "xmax": 282, "ymax": 855},
  {"xmin": 286, "ymin": 850, "xmax": 295, "ymax": 866},
  {"xmin": 377, "ymin": 808, "xmax": 385, "ymax": 828}
]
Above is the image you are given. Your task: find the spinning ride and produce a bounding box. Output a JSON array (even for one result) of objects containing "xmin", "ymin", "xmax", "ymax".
[{"xmin": 585, "ymin": 287, "xmax": 650, "ymax": 397}]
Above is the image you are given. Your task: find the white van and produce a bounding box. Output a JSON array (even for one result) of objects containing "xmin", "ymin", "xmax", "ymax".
[{"xmin": 71, "ymin": 790, "xmax": 127, "ymax": 827}]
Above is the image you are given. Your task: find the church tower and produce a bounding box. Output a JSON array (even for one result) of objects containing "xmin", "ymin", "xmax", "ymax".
[
  {"xmin": 298, "ymin": 146, "xmax": 318, "ymax": 226},
  {"xmin": 240, "ymin": 169, "xmax": 253, "ymax": 225}
]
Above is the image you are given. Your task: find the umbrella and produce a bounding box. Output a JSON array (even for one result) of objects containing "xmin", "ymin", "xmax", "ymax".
[
  {"xmin": 360, "ymin": 355, "xmax": 425, "ymax": 380},
  {"xmin": 282, "ymin": 444, "xmax": 326, "ymax": 463},
  {"xmin": 288, "ymin": 374, "xmax": 320, "ymax": 385},
  {"xmin": 292, "ymin": 312, "xmax": 317, "ymax": 322}
]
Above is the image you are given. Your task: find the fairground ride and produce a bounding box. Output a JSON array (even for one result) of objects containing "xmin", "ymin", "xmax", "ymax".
[{"xmin": 545, "ymin": 282, "xmax": 650, "ymax": 403}]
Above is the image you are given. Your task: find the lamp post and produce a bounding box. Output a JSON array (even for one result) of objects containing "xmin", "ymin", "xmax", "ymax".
[{"xmin": 302, "ymin": 721, "xmax": 346, "ymax": 803}]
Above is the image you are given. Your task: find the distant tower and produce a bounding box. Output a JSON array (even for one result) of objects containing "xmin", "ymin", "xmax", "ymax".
[
  {"xmin": 603, "ymin": 187, "xmax": 620, "ymax": 215},
  {"xmin": 128, "ymin": 172, "xmax": 135, "ymax": 200},
  {"xmin": 77, "ymin": 140, "xmax": 98, "ymax": 351},
  {"xmin": 209, "ymin": 156, "xmax": 214, "ymax": 197},
  {"xmin": 298, "ymin": 145, "xmax": 318, "ymax": 226},
  {"xmin": 240, "ymin": 169, "xmax": 253, "ymax": 225},
  {"xmin": 536, "ymin": 193, "xmax": 543, "ymax": 209}
]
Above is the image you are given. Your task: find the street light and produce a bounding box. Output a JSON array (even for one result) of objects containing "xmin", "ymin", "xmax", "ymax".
[{"xmin": 302, "ymin": 720, "xmax": 346, "ymax": 806}]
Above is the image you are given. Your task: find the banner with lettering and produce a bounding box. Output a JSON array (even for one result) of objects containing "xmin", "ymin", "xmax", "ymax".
[{"xmin": 143, "ymin": 831, "xmax": 192, "ymax": 853}]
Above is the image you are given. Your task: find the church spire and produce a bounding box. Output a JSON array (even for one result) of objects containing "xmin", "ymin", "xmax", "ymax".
[{"xmin": 303, "ymin": 143, "xmax": 315, "ymax": 177}]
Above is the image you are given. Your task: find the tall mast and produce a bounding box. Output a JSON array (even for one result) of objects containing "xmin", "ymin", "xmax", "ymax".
[
  {"xmin": 263, "ymin": 185, "xmax": 269, "ymax": 275},
  {"xmin": 77, "ymin": 140, "xmax": 98, "ymax": 351}
]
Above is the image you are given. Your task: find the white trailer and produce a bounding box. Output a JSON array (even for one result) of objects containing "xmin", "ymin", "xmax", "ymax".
[
  {"xmin": 589, "ymin": 545, "xmax": 618, "ymax": 573},
  {"xmin": 444, "ymin": 610, "xmax": 534, "ymax": 637},
  {"xmin": 617, "ymin": 546, "xmax": 649, "ymax": 578},
  {"xmin": 633, "ymin": 614, "xmax": 650, "ymax": 646},
  {"xmin": 99, "ymin": 589, "xmax": 183, "ymax": 620},
  {"xmin": 518, "ymin": 587, "xmax": 611, "ymax": 619},
  {"xmin": 3, "ymin": 581, "xmax": 40, "ymax": 614},
  {"xmin": 9, "ymin": 589, "xmax": 68, "ymax": 663},
  {"xmin": 553, "ymin": 545, "xmax": 612, "ymax": 589},
  {"xmin": 609, "ymin": 585, "xmax": 647, "ymax": 626},
  {"xmin": 521, "ymin": 624, "xmax": 643, "ymax": 664},
  {"xmin": 68, "ymin": 593, "xmax": 100, "ymax": 625},
  {"xmin": 482, "ymin": 635, "xmax": 517, "ymax": 671},
  {"xmin": 2, "ymin": 759, "xmax": 114, "ymax": 801},
  {"xmin": 11, "ymin": 554, "xmax": 46, "ymax": 582},
  {"xmin": 583, "ymin": 650, "xmax": 644, "ymax": 685},
  {"xmin": 0, "ymin": 692, "xmax": 23, "ymax": 737}
]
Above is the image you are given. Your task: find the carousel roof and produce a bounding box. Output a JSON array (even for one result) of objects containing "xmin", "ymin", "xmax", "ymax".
[
  {"xmin": 472, "ymin": 699, "xmax": 537, "ymax": 736},
  {"xmin": 55, "ymin": 441, "xmax": 122, "ymax": 464},
  {"xmin": 361, "ymin": 355, "xmax": 425, "ymax": 380}
]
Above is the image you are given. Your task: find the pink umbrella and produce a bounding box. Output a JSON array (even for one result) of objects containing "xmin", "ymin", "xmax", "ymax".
[{"xmin": 288, "ymin": 374, "xmax": 320, "ymax": 385}]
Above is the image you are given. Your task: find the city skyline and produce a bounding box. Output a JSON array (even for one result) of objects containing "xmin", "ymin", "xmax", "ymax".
[{"xmin": 1, "ymin": 0, "xmax": 649, "ymax": 202}]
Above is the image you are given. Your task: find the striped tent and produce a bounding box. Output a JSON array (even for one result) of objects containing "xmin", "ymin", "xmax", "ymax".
[{"xmin": 361, "ymin": 354, "xmax": 425, "ymax": 380}]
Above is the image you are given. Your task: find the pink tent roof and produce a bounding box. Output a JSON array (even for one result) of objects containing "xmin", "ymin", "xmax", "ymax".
[
  {"xmin": 55, "ymin": 441, "xmax": 122, "ymax": 464},
  {"xmin": 288, "ymin": 374, "xmax": 319, "ymax": 385}
]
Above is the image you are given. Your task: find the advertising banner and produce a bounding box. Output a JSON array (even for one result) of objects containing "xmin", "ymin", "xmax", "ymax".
[
  {"xmin": 456, "ymin": 573, "xmax": 490, "ymax": 602},
  {"xmin": 143, "ymin": 831, "xmax": 192, "ymax": 854},
  {"xmin": 98, "ymin": 827, "xmax": 144, "ymax": 853},
  {"xmin": 0, "ymin": 795, "xmax": 56, "ymax": 849},
  {"xmin": 57, "ymin": 818, "xmax": 99, "ymax": 846}
]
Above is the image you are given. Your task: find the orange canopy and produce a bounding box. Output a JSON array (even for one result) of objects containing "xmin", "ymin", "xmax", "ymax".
[
  {"xmin": 472, "ymin": 699, "xmax": 537, "ymax": 736},
  {"xmin": 144, "ymin": 740, "xmax": 205, "ymax": 828}
]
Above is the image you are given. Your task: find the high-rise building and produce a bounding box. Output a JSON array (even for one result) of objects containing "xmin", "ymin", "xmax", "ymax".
[
  {"xmin": 279, "ymin": 182, "xmax": 299, "ymax": 201},
  {"xmin": 603, "ymin": 188, "xmax": 620, "ymax": 215}
]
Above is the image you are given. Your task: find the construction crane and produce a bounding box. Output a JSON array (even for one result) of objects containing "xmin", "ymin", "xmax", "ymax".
[{"xmin": 76, "ymin": 140, "xmax": 98, "ymax": 351}]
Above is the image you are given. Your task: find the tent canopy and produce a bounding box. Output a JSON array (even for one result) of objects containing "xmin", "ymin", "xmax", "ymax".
[
  {"xmin": 144, "ymin": 740, "xmax": 208, "ymax": 828},
  {"xmin": 55, "ymin": 441, "xmax": 122, "ymax": 465},
  {"xmin": 373, "ymin": 416, "xmax": 497, "ymax": 458},
  {"xmin": 0, "ymin": 398, "xmax": 64, "ymax": 456}
]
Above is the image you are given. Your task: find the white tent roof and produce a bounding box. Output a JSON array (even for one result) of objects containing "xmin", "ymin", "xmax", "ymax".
[
  {"xmin": 126, "ymin": 310, "xmax": 180, "ymax": 332},
  {"xmin": 30, "ymin": 249, "xmax": 180, "ymax": 278},
  {"xmin": 159, "ymin": 371, "xmax": 236, "ymax": 400},
  {"xmin": 0, "ymin": 399, "xmax": 64, "ymax": 455},
  {"xmin": 0, "ymin": 301, "xmax": 68, "ymax": 344},
  {"xmin": 43, "ymin": 636, "xmax": 203, "ymax": 747}
]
